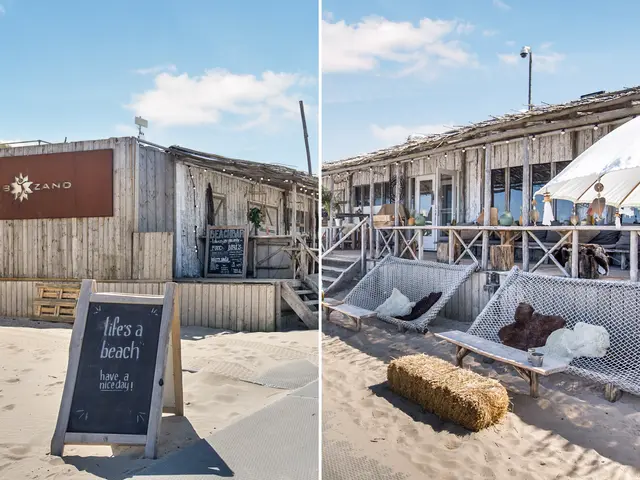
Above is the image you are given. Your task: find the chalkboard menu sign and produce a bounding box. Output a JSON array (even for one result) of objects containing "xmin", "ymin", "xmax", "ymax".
[
  {"xmin": 204, "ymin": 225, "xmax": 248, "ymax": 278},
  {"xmin": 67, "ymin": 302, "xmax": 162, "ymax": 435},
  {"xmin": 51, "ymin": 280, "xmax": 183, "ymax": 459}
]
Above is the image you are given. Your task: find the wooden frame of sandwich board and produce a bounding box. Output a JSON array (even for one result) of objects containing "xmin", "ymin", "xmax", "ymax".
[{"xmin": 50, "ymin": 279, "xmax": 184, "ymax": 459}]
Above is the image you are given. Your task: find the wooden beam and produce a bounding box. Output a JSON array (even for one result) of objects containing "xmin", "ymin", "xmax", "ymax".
[
  {"xmin": 328, "ymin": 176, "xmax": 334, "ymax": 250},
  {"xmin": 522, "ymin": 136, "xmax": 531, "ymax": 271},
  {"xmin": 369, "ymin": 169, "xmax": 374, "ymax": 259},
  {"xmin": 571, "ymin": 230, "xmax": 579, "ymax": 278},
  {"xmin": 631, "ymin": 230, "xmax": 638, "ymax": 282},
  {"xmin": 394, "ymin": 163, "xmax": 400, "ymax": 256},
  {"xmin": 482, "ymin": 145, "xmax": 492, "ymax": 270}
]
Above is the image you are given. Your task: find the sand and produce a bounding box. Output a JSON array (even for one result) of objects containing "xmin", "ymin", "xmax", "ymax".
[
  {"xmin": 323, "ymin": 314, "xmax": 640, "ymax": 480},
  {"xmin": 0, "ymin": 317, "xmax": 318, "ymax": 480}
]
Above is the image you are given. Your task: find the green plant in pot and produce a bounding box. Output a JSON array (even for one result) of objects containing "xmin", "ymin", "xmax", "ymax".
[
  {"xmin": 321, "ymin": 187, "xmax": 341, "ymax": 225},
  {"xmin": 248, "ymin": 207, "xmax": 264, "ymax": 235},
  {"xmin": 414, "ymin": 210, "xmax": 427, "ymax": 226}
]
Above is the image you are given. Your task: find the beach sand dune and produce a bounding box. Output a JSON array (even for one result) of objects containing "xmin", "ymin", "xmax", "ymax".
[
  {"xmin": 323, "ymin": 315, "xmax": 640, "ymax": 480},
  {"xmin": 0, "ymin": 317, "xmax": 317, "ymax": 480}
]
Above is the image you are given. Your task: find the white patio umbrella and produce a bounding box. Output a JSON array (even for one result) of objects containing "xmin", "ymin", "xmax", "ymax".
[{"xmin": 534, "ymin": 116, "xmax": 640, "ymax": 210}]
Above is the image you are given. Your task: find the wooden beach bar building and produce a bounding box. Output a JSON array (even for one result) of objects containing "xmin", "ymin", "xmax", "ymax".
[
  {"xmin": 0, "ymin": 136, "xmax": 319, "ymax": 331},
  {"xmin": 322, "ymin": 86, "xmax": 640, "ymax": 320}
]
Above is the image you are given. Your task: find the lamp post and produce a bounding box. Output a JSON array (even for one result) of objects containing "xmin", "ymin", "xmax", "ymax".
[{"xmin": 520, "ymin": 46, "xmax": 532, "ymax": 110}]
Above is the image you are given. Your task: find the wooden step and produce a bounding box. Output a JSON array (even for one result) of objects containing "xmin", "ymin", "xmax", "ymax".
[
  {"xmin": 294, "ymin": 289, "xmax": 315, "ymax": 296},
  {"xmin": 303, "ymin": 300, "xmax": 319, "ymax": 306}
]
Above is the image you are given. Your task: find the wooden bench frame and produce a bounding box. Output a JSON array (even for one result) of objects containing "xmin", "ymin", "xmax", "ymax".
[
  {"xmin": 434, "ymin": 330, "xmax": 570, "ymax": 398},
  {"xmin": 322, "ymin": 297, "xmax": 377, "ymax": 331}
]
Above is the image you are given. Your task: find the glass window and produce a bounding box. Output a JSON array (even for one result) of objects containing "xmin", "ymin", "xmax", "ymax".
[
  {"xmin": 491, "ymin": 168, "xmax": 506, "ymax": 213},
  {"xmin": 509, "ymin": 166, "xmax": 523, "ymax": 221},
  {"xmin": 554, "ymin": 161, "xmax": 573, "ymax": 223},
  {"xmin": 383, "ymin": 182, "xmax": 391, "ymax": 204},
  {"xmin": 532, "ymin": 163, "xmax": 551, "ymax": 209},
  {"xmin": 362, "ymin": 185, "xmax": 370, "ymax": 207},
  {"xmin": 374, "ymin": 183, "xmax": 383, "ymax": 206},
  {"xmin": 354, "ymin": 186, "xmax": 362, "ymax": 208}
]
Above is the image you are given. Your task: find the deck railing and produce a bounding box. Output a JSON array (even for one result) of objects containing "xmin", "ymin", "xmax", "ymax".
[
  {"xmin": 375, "ymin": 225, "xmax": 640, "ymax": 281},
  {"xmin": 321, "ymin": 217, "xmax": 369, "ymax": 275}
]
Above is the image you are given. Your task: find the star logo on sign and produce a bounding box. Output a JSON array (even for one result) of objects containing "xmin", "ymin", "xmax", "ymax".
[{"xmin": 10, "ymin": 173, "xmax": 33, "ymax": 202}]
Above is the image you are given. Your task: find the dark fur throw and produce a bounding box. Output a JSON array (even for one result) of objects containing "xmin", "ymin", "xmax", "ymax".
[
  {"xmin": 498, "ymin": 302, "xmax": 566, "ymax": 351},
  {"xmin": 553, "ymin": 243, "xmax": 609, "ymax": 279}
]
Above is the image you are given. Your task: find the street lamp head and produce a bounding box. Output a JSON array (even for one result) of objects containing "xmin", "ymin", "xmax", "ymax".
[{"xmin": 520, "ymin": 46, "xmax": 532, "ymax": 58}]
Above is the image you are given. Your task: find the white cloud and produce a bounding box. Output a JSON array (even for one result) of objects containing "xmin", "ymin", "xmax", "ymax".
[
  {"xmin": 505, "ymin": 40, "xmax": 516, "ymax": 46},
  {"xmin": 134, "ymin": 64, "xmax": 177, "ymax": 75},
  {"xmin": 0, "ymin": 5, "xmax": 5, "ymax": 16},
  {"xmin": 127, "ymin": 69, "xmax": 314, "ymax": 129},
  {"xmin": 322, "ymin": 16, "xmax": 478, "ymax": 76},
  {"xmin": 498, "ymin": 53, "xmax": 518, "ymax": 65},
  {"xmin": 483, "ymin": 29, "xmax": 499, "ymax": 37},
  {"xmin": 371, "ymin": 123, "xmax": 453, "ymax": 144},
  {"xmin": 493, "ymin": 0, "xmax": 511, "ymax": 10}
]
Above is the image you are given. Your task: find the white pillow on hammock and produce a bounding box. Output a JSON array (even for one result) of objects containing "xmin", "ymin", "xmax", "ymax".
[{"xmin": 375, "ymin": 288, "xmax": 415, "ymax": 317}]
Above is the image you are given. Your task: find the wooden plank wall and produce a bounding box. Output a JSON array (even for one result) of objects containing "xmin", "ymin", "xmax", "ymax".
[
  {"xmin": 138, "ymin": 146, "xmax": 175, "ymax": 232},
  {"xmin": 132, "ymin": 232, "xmax": 174, "ymax": 280},
  {"xmin": 442, "ymin": 271, "xmax": 493, "ymax": 322},
  {"xmin": 0, "ymin": 138, "xmax": 137, "ymax": 280},
  {"xmin": 175, "ymin": 162, "xmax": 313, "ymax": 278},
  {"xmin": 323, "ymin": 119, "xmax": 632, "ymax": 224},
  {"xmin": 0, "ymin": 280, "xmax": 277, "ymax": 332}
]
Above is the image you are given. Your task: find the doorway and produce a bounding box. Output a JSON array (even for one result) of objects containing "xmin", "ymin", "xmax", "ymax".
[{"xmin": 414, "ymin": 175, "xmax": 435, "ymax": 251}]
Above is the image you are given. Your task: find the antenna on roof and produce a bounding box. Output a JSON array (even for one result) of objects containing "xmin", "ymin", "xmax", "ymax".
[{"xmin": 135, "ymin": 116, "xmax": 149, "ymax": 138}]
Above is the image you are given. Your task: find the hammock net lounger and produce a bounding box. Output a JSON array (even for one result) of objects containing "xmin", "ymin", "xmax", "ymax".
[
  {"xmin": 467, "ymin": 267, "xmax": 640, "ymax": 395},
  {"xmin": 342, "ymin": 256, "xmax": 477, "ymax": 332}
]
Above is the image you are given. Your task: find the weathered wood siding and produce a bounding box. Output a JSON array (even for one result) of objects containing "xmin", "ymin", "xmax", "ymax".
[
  {"xmin": 0, "ymin": 279, "xmax": 277, "ymax": 331},
  {"xmin": 132, "ymin": 232, "xmax": 174, "ymax": 280},
  {"xmin": 175, "ymin": 162, "xmax": 312, "ymax": 278},
  {"xmin": 442, "ymin": 271, "xmax": 493, "ymax": 322},
  {"xmin": 138, "ymin": 146, "xmax": 175, "ymax": 232},
  {"xmin": 0, "ymin": 138, "xmax": 137, "ymax": 280}
]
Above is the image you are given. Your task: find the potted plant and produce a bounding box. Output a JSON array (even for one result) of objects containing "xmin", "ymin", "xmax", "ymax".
[
  {"xmin": 321, "ymin": 187, "xmax": 341, "ymax": 226},
  {"xmin": 408, "ymin": 209, "xmax": 416, "ymax": 226},
  {"xmin": 248, "ymin": 207, "xmax": 264, "ymax": 235}
]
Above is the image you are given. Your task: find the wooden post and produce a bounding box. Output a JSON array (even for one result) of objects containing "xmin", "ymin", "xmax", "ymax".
[
  {"xmin": 522, "ymin": 136, "xmax": 531, "ymax": 271},
  {"xmin": 328, "ymin": 176, "xmax": 334, "ymax": 250},
  {"xmin": 347, "ymin": 173, "xmax": 353, "ymax": 214},
  {"xmin": 571, "ymin": 230, "xmax": 580, "ymax": 278},
  {"xmin": 369, "ymin": 169, "xmax": 374, "ymax": 259},
  {"xmin": 448, "ymin": 228, "xmax": 455, "ymax": 264},
  {"xmin": 482, "ymin": 145, "xmax": 492, "ymax": 270},
  {"xmin": 631, "ymin": 230, "xmax": 638, "ymax": 282},
  {"xmin": 292, "ymin": 184, "xmax": 298, "ymax": 280},
  {"xmin": 360, "ymin": 222, "xmax": 367, "ymax": 275},
  {"xmin": 417, "ymin": 230, "xmax": 424, "ymax": 260},
  {"xmin": 394, "ymin": 163, "xmax": 401, "ymax": 256}
]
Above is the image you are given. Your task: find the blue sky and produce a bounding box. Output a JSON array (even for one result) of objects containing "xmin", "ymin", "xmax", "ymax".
[
  {"xmin": 322, "ymin": 0, "xmax": 640, "ymax": 162},
  {"xmin": 0, "ymin": 0, "xmax": 318, "ymax": 172}
]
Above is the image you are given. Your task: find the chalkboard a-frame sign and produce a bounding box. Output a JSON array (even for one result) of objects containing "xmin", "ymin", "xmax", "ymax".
[
  {"xmin": 50, "ymin": 280, "xmax": 184, "ymax": 459},
  {"xmin": 204, "ymin": 225, "xmax": 249, "ymax": 278}
]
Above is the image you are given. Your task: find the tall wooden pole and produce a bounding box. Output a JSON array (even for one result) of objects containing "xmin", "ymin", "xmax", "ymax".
[
  {"xmin": 298, "ymin": 100, "xmax": 312, "ymax": 175},
  {"xmin": 522, "ymin": 136, "xmax": 531, "ymax": 271},
  {"xmin": 369, "ymin": 168, "xmax": 374, "ymax": 259},
  {"xmin": 482, "ymin": 145, "xmax": 492, "ymax": 270},
  {"xmin": 394, "ymin": 163, "xmax": 401, "ymax": 256}
]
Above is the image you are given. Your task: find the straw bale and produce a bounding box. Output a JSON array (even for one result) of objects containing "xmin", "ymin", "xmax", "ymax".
[{"xmin": 387, "ymin": 354, "xmax": 509, "ymax": 431}]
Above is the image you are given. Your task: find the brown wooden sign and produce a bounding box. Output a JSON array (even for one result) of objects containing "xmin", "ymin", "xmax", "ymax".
[{"xmin": 0, "ymin": 149, "xmax": 113, "ymax": 220}]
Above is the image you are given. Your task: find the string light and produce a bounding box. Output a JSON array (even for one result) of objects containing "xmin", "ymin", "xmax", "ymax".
[
  {"xmin": 560, "ymin": 129, "xmax": 566, "ymax": 135},
  {"xmin": 594, "ymin": 124, "xmax": 599, "ymax": 130}
]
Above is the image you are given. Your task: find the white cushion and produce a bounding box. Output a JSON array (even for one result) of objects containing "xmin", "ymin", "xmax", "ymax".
[{"xmin": 375, "ymin": 288, "xmax": 415, "ymax": 317}]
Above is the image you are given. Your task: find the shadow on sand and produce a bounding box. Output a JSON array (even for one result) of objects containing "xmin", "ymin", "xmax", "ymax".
[
  {"xmin": 60, "ymin": 416, "xmax": 233, "ymax": 479},
  {"xmin": 325, "ymin": 312, "xmax": 640, "ymax": 474}
]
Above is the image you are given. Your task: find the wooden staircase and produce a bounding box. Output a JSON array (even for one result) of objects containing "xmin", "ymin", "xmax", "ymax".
[
  {"xmin": 280, "ymin": 280, "xmax": 319, "ymax": 329},
  {"xmin": 322, "ymin": 254, "xmax": 364, "ymax": 296}
]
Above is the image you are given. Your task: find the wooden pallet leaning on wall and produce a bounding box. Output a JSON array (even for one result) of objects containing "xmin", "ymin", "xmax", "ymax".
[{"xmin": 33, "ymin": 283, "xmax": 81, "ymax": 323}]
